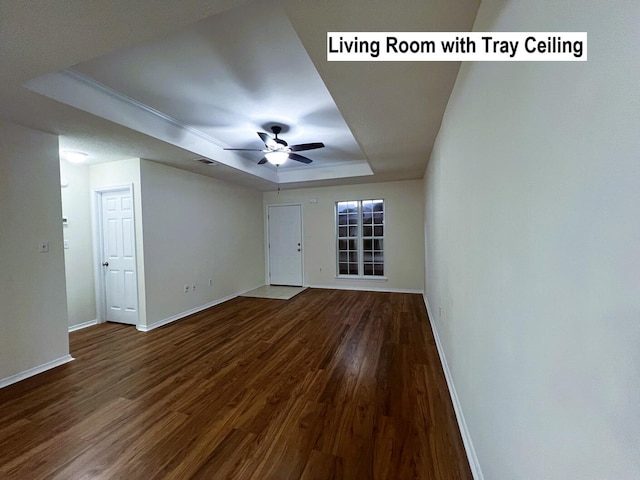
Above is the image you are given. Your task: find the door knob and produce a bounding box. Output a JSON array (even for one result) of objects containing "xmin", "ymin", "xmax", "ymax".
[{"xmin": 102, "ymin": 261, "xmax": 109, "ymax": 267}]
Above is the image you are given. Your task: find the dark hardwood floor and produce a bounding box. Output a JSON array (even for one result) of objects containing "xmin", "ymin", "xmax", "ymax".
[{"xmin": 0, "ymin": 289, "xmax": 472, "ymax": 479}]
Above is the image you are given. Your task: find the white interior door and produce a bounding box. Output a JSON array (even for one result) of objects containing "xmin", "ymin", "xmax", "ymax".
[
  {"xmin": 268, "ymin": 204, "xmax": 303, "ymax": 286},
  {"xmin": 100, "ymin": 189, "xmax": 138, "ymax": 325}
]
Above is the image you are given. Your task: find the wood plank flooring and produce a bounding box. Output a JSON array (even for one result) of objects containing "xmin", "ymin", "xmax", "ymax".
[{"xmin": 0, "ymin": 289, "xmax": 472, "ymax": 479}]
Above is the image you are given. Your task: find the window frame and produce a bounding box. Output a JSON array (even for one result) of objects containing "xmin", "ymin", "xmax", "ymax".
[{"xmin": 335, "ymin": 199, "xmax": 386, "ymax": 279}]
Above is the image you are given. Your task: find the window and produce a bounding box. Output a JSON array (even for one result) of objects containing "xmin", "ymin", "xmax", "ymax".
[{"xmin": 336, "ymin": 199, "xmax": 384, "ymax": 277}]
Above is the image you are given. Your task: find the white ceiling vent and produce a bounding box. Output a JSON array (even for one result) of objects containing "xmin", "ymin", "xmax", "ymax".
[{"xmin": 194, "ymin": 158, "xmax": 217, "ymax": 166}]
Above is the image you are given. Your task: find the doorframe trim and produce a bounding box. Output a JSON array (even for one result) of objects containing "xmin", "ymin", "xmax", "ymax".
[
  {"xmin": 91, "ymin": 184, "xmax": 140, "ymax": 327},
  {"xmin": 264, "ymin": 203, "xmax": 304, "ymax": 286}
]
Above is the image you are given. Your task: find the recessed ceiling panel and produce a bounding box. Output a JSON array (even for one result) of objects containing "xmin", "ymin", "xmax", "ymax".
[{"xmin": 55, "ymin": 0, "xmax": 369, "ymax": 181}]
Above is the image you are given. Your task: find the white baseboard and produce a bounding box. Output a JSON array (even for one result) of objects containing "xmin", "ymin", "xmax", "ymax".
[
  {"xmin": 137, "ymin": 285, "xmax": 263, "ymax": 332},
  {"xmin": 308, "ymin": 284, "xmax": 423, "ymax": 294},
  {"xmin": 423, "ymin": 293, "xmax": 484, "ymax": 480},
  {"xmin": 0, "ymin": 354, "xmax": 75, "ymax": 390},
  {"xmin": 68, "ymin": 318, "xmax": 99, "ymax": 332}
]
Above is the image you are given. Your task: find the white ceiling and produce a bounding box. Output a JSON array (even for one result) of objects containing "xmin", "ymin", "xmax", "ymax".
[{"xmin": 0, "ymin": 0, "xmax": 480, "ymax": 191}]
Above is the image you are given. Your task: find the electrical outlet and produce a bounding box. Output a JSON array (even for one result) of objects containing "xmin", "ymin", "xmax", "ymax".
[
  {"xmin": 184, "ymin": 284, "xmax": 190, "ymax": 293},
  {"xmin": 192, "ymin": 283, "xmax": 196, "ymax": 292}
]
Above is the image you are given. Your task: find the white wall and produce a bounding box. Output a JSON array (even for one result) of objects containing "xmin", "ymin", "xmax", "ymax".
[
  {"xmin": 139, "ymin": 160, "xmax": 264, "ymax": 328},
  {"xmin": 0, "ymin": 121, "xmax": 70, "ymax": 384},
  {"xmin": 264, "ymin": 180, "xmax": 424, "ymax": 292},
  {"xmin": 60, "ymin": 159, "xmax": 96, "ymax": 328},
  {"xmin": 423, "ymin": 1, "xmax": 640, "ymax": 478}
]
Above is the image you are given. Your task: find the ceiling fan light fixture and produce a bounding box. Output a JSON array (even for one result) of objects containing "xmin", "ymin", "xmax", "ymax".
[
  {"xmin": 224, "ymin": 125, "xmax": 322, "ymax": 166},
  {"xmin": 265, "ymin": 151, "xmax": 289, "ymax": 166}
]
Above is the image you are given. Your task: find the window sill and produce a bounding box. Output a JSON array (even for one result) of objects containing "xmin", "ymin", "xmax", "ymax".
[{"xmin": 335, "ymin": 275, "xmax": 388, "ymax": 282}]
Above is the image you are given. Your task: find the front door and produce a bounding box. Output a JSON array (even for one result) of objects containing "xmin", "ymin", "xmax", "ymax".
[
  {"xmin": 100, "ymin": 189, "xmax": 138, "ymax": 325},
  {"xmin": 268, "ymin": 204, "xmax": 303, "ymax": 286}
]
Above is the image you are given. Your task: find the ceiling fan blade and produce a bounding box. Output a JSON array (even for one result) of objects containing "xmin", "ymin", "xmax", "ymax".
[
  {"xmin": 258, "ymin": 132, "xmax": 277, "ymax": 149},
  {"xmin": 288, "ymin": 153, "xmax": 313, "ymax": 164},
  {"xmin": 289, "ymin": 142, "xmax": 325, "ymax": 152},
  {"xmin": 223, "ymin": 148, "xmax": 265, "ymax": 151},
  {"xmin": 257, "ymin": 157, "xmax": 268, "ymax": 165}
]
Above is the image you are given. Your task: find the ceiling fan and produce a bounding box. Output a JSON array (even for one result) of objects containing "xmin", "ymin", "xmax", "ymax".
[{"xmin": 224, "ymin": 126, "xmax": 324, "ymax": 166}]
